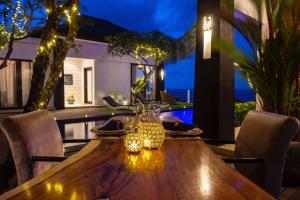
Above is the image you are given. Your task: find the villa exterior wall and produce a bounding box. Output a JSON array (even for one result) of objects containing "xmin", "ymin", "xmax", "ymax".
[
  {"xmin": 94, "ymin": 60, "xmax": 131, "ymax": 105},
  {"xmin": 0, "ymin": 38, "xmax": 40, "ymax": 60},
  {"xmin": 235, "ymin": 0, "xmax": 258, "ymax": 19},
  {"xmin": 234, "ymin": 0, "xmax": 269, "ymax": 39},
  {"xmin": 0, "ymin": 37, "xmax": 136, "ymax": 108}
]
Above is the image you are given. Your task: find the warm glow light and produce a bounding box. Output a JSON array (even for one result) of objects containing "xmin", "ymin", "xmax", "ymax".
[
  {"xmin": 54, "ymin": 183, "xmax": 63, "ymax": 194},
  {"xmin": 203, "ymin": 15, "xmax": 213, "ymax": 59},
  {"xmin": 138, "ymin": 122, "xmax": 165, "ymax": 149},
  {"xmin": 199, "ymin": 165, "xmax": 211, "ymax": 195},
  {"xmin": 22, "ymin": 184, "xmax": 32, "ymax": 197},
  {"xmin": 160, "ymin": 69, "xmax": 165, "ymax": 80},
  {"xmin": 125, "ymin": 149, "xmax": 164, "ymax": 172},
  {"xmin": 124, "ymin": 133, "xmax": 143, "ymax": 153},
  {"xmin": 46, "ymin": 182, "xmax": 52, "ymax": 192}
]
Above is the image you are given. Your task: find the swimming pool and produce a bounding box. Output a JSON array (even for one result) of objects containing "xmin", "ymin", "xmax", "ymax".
[
  {"xmin": 160, "ymin": 108, "xmax": 193, "ymax": 124},
  {"xmin": 58, "ymin": 108, "xmax": 193, "ymax": 140}
]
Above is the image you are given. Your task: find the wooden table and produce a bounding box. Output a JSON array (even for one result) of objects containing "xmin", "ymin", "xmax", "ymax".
[{"xmin": 1, "ymin": 139, "xmax": 274, "ymax": 200}]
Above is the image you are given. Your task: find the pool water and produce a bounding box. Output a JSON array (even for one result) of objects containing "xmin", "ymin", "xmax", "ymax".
[
  {"xmin": 160, "ymin": 109, "xmax": 193, "ymax": 124},
  {"xmin": 59, "ymin": 109, "xmax": 193, "ymax": 140}
]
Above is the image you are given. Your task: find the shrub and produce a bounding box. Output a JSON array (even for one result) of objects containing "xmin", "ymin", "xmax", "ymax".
[{"xmin": 235, "ymin": 101, "xmax": 256, "ymax": 127}]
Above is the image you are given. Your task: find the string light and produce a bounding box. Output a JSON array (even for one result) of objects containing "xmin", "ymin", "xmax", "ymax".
[{"xmin": 0, "ymin": 0, "xmax": 28, "ymax": 49}]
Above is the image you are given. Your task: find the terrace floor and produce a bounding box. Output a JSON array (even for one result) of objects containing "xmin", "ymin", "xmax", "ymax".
[
  {"xmin": 280, "ymin": 187, "xmax": 300, "ymax": 200},
  {"xmin": 0, "ymin": 102, "xmax": 193, "ymax": 122}
]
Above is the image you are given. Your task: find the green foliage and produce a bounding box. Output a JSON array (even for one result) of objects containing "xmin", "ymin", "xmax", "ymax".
[
  {"xmin": 106, "ymin": 31, "xmax": 178, "ymax": 64},
  {"xmin": 217, "ymin": 0, "xmax": 300, "ymax": 116},
  {"xmin": 106, "ymin": 31, "xmax": 180, "ymax": 100},
  {"xmin": 235, "ymin": 101, "xmax": 256, "ymax": 127}
]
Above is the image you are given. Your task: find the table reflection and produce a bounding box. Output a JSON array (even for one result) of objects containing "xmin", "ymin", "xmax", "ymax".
[
  {"xmin": 199, "ymin": 165, "xmax": 211, "ymax": 195},
  {"xmin": 125, "ymin": 149, "xmax": 164, "ymax": 172}
]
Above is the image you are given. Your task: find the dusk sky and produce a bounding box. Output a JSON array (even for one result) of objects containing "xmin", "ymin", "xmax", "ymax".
[
  {"xmin": 80, "ymin": 0, "xmax": 252, "ymax": 91},
  {"xmin": 80, "ymin": 0, "xmax": 197, "ymax": 89}
]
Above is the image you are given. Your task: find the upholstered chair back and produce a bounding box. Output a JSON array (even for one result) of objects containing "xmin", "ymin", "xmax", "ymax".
[
  {"xmin": 1, "ymin": 110, "xmax": 63, "ymax": 185},
  {"xmin": 235, "ymin": 110, "xmax": 299, "ymax": 198}
]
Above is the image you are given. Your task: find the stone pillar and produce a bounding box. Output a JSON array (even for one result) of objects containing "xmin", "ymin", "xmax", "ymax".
[{"xmin": 193, "ymin": 0, "xmax": 234, "ymax": 140}]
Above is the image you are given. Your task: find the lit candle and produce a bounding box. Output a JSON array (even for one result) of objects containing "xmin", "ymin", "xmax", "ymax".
[{"xmin": 125, "ymin": 133, "xmax": 143, "ymax": 153}]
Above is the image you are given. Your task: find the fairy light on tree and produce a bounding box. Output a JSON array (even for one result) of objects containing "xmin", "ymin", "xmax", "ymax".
[
  {"xmin": 0, "ymin": 0, "xmax": 34, "ymax": 69},
  {"xmin": 29, "ymin": 0, "xmax": 80, "ymax": 111},
  {"xmin": 106, "ymin": 31, "xmax": 178, "ymax": 103}
]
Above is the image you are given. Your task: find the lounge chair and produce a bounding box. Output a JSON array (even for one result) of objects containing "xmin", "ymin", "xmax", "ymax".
[
  {"xmin": 136, "ymin": 94, "xmax": 170, "ymax": 109},
  {"xmin": 103, "ymin": 96, "xmax": 137, "ymax": 111},
  {"xmin": 160, "ymin": 91, "xmax": 176, "ymax": 105}
]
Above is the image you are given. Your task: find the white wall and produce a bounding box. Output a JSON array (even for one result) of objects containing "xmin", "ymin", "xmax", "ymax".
[
  {"xmin": 94, "ymin": 60, "xmax": 131, "ymax": 105},
  {"xmin": 235, "ymin": 0, "xmax": 258, "ymax": 19},
  {"xmin": 64, "ymin": 57, "xmax": 83, "ymax": 105},
  {"xmin": 0, "ymin": 38, "xmax": 148, "ymax": 107},
  {"xmin": 0, "ymin": 38, "xmax": 40, "ymax": 60},
  {"xmin": 234, "ymin": 0, "xmax": 269, "ymax": 39}
]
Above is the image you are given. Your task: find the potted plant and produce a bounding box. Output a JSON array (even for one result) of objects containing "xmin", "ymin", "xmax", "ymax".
[{"xmin": 67, "ymin": 95, "xmax": 75, "ymax": 105}]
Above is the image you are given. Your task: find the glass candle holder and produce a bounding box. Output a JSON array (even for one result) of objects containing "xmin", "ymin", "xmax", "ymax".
[
  {"xmin": 124, "ymin": 132, "xmax": 143, "ymax": 153},
  {"xmin": 137, "ymin": 122, "xmax": 165, "ymax": 149}
]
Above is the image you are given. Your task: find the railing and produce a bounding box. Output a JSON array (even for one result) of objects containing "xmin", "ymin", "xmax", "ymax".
[{"xmin": 165, "ymin": 89, "xmax": 194, "ymax": 103}]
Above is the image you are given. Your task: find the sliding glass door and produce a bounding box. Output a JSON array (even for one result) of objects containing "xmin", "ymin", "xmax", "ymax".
[{"xmin": 131, "ymin": 64, "xmax": 156, "ymax": 100}]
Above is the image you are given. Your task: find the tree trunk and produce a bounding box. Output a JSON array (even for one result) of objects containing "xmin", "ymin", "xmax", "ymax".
[
  {"xmin": 24, "ymin": 6, "xmax": 62, "ymax": 111},
  {"xmin": 24, "ymin": 1, "xmax": 79, "ymax": 112},
  {"xmin": 38, "ymin": 12, "xmax": 79, "ymax": 109}
]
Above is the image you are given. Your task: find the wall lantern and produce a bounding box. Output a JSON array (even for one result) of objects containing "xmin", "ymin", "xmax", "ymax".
[
  {"xmin": 160, "ymin": 69, "xmax": 165, "ymax": 81},
  {"xmin": 203, "ymin": 15, "xmax": 213, "ymax": 59}
]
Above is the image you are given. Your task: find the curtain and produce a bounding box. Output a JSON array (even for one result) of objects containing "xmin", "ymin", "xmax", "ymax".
[
  {"xmin": 0, "ymin": 61, "xmax": 16, "ymax": 107},
  {"xmin": 21, "ymin": 62, "xmax": 33, "ymax": 106}
]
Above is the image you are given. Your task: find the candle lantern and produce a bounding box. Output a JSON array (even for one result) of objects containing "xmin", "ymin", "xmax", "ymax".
[
  {"xmin": 124, "ymin": 131, "xmax": 143, "ymax": 153},
  {"xmin": 137, "ymin": 122, "xmax": 165, "ymax": 149}
]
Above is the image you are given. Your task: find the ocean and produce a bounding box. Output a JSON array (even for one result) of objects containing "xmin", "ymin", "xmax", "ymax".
[{"xmin": 166, "ymin": 89, "xmax": 255, "ymax": 103}]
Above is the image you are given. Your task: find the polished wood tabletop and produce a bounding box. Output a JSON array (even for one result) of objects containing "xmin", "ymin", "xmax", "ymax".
[{"xmin": 1, "ymin": 139, "xmax": 274, "ymax": 200}]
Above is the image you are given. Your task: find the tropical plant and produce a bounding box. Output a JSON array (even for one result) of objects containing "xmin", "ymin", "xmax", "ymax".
[
  {"xmin": 235, "ymin": 101, "xmax": 256, "ymax": 126},
  {"xmin": 106, "ymin": 31, "xmax": 180, "ymax": 102},
  {"xmin": 217, "ymin": 0, "xmax": 300, "ymax": 116}
]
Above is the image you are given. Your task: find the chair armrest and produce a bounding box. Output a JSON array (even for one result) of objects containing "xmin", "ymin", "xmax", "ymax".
[
  {"xmin": 222, "ymin": 157, "xmax": 264, "ymax": 163},
  {"xmin": 32, "ymin": 156, "xmax": 67, "ymax": 162},
  {"xmin": 202, "ymin": 138, "xmax": 236, "ymax": 145},
  {"xmin": 62, "ymin": 139, "xmax": 91, "ymax": 143}
]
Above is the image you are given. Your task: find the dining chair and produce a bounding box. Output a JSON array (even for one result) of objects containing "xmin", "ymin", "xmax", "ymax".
[
  {"xmin": 0, "ymin": 110, "xmax": 90, "ymax": 185},
  {"xmin": 205, "ymin": 110, "xmax": 299, "ymax": 199},
  {"xmin": 0, "ymin": 130, "xmax": 17, "ymax": 194}
]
